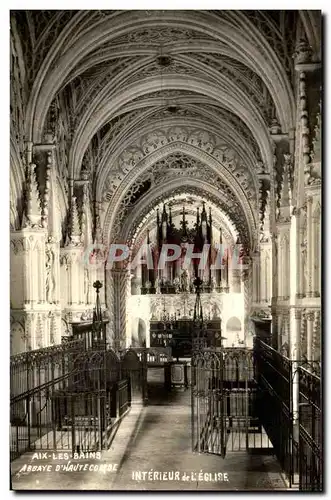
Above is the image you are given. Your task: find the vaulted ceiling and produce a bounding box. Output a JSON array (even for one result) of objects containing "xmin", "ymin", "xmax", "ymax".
[{"xmin": 10, "ymin": 10, "xmax": 321, "ymax": 251}]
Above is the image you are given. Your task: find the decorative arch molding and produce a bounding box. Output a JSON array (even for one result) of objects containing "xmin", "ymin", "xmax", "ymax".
[
  {"xmin": 27, "ymin": 11, "xmax": 293, "ymax": 147},
  {"xmin": 108, "ymin": 178, "xmax": 252, "ymax": 252},
  {"xmin": 115, "ymin": 178, "xmax": 243, "ymax": 244},
  {"xmin": 102, "ymin": 142, "xmax": 257, "ymax": 247},
  {"xmin": 96, "ymin": 104, "xmax": 263, "ymax": 179},
  {"xmin": 97, "ymin": 118, "xmax": 259, "ymax": 200},
  {"xmin": 122, "ymin": 186, "xmax": 239, "ymax": 249},
  {"xmin": 70, "ymin": 74, "xmax": 274, "ymax": 177}
]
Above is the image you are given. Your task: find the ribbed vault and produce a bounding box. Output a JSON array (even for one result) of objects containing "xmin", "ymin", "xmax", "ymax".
[{"xmin": 10, "ymin": 10, "xmax": 320, "ymax": 254}]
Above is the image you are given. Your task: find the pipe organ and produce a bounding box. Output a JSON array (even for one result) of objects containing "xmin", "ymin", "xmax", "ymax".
[{"xmin": 138, "ymin": 203, "xmax": 230, "ymax": 295}]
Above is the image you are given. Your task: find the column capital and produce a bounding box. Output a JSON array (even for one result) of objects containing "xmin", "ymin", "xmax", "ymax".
[{"xmin": 306, "ymin": 311, "xmax": 315, "ymax": 321}]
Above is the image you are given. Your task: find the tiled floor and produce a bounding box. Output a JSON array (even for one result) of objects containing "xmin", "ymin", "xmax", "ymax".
[{"xmin": 11, "ymin": 385, "xmax": 289, "ymax": 491}]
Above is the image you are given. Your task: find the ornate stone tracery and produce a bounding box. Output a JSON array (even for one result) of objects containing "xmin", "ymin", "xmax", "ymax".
[
  {"xmin": 102, "ymin": 126, "xmax": 257, "ymax": 200},
  {"xmin": 102, "ymin": 145, "xmax": 256, "ymax": 249}
]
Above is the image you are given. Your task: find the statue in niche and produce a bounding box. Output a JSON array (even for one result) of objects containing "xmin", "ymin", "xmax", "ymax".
[
  {"xmin": 154, "ymin": 277, "xmax": 161, "ymax": 294},
  {"xmin": 45, "ymin": 247, "xmax": 55, "ymax": 303},
  {"xmin": 150, "ymin": 300, "xmax": 161, "ymax": 320},
  {"xmin": 181, "ymin": 270, "xmax": 190, "ymax": 292},
  {"xmin": 84, "ymin": 268, "xmax": 90, "ymax": 304},
  {"xmin": 211, "ymin": 275, "xmax": 217, "ymax": 291},
  {"xmin": 211, "ymin": 303, "xmax": 220, "ymax": 319},
  {"xmin": 280, "ymin": 342, "xmax": 289, "ymax": 357}
]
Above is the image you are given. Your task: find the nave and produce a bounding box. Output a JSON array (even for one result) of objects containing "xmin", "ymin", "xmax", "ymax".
[{"xmin": 10, "ymin": 9, "xmax": 322, "ymax": 492}]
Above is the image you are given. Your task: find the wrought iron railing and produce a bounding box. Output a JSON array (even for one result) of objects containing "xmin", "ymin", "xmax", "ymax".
[
  {"xmin": 191, "ymin": 348, "xmax": 268, "ymax": 457},
  {"xmin": 297, "ymin": 366, "xmax": 322, "ymax": 491},
  {"xmin": 10, "ymin": 340, "xmax": 131, "ymax": 462},
  {"xmin": 254, "ymin": 339, "xmax": 294, "ymax": 484},
  {"xmin": 253, "ymin": 338, "xmax": 322, "ymax": 491}
]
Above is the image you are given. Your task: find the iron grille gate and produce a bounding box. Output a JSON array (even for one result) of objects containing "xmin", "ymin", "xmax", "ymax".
[
  {"xmin": 191, "ymin": 348, "xmax": 272, "ymax": 457},
  {"xmin": 10, "ymin": 341, "xmax": 130, "ymax": 461}
]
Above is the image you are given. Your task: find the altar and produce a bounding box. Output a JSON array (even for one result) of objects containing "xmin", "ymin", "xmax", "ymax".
[
  {"xmin": 127, "ymin": 202, "xmax": 247, "ymax": 350},
  {"xmin": 150, "ymin": 317, "xmax": 223, "ymax": 357},
  {"xmin": 128, "ymin": 291, "xmax": 246, "ymax": 350}
]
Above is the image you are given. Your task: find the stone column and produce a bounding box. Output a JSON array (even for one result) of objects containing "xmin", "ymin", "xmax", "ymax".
[
  {"xmin": 278, "ymin": 235, "xmax": 283, "ymax": 300},
  {"xmin": 259, "ymin": 243, "xmax": 271, "ymax": 304},
  {"xmin": 112, "ymin": 268, "xmax": 131, "ymax": 351},
  {"xmin": 294, "ymin": 46, "xmax": 321, "ymax": 300},
  {"xmin": 277, "ymin": 230, "xmax": 290, "ymax": 300},
  {"xmin": 251, "ymin": 251, "xmax": 260, "ymax": 303},
  {"xmin": 289, "ymin": 210, "xmax": 299, "ymax": 303},
  {"xmin": 296, "ymin": 209, "xmax": 305, "ymax": 299},
  {"xmin": 60, "ymin": 193, "xmax": 86, "ymax": 322},
  {"xmin": 290, "ymin": 308, "xmax": 302, "ymax": 361},
  {"xmin": 306, "ymin": 197, "xmax": 313, "ymax": 297},
  {"xmin": 38, "ymin": 146, "xmax": 63, "ymax": 341},
  {"xmin": 291, "ymin": 308, "xmax": 302, "ymax": 429},
  {"xmin": 242, "ymin": 266, "xmax": 251, "ymax": 345}
]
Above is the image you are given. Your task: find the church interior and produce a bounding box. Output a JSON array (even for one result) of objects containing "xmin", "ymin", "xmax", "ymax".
[{"xmin": 10, "ymin": 10, "xmax": 322, "ymax": 491}]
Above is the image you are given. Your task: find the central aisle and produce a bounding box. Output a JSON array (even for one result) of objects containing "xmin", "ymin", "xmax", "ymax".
[{"xmin": 109, "ymin": 385, "xmax": 288, "ymax": 491}]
